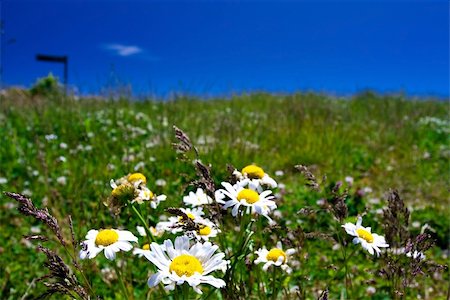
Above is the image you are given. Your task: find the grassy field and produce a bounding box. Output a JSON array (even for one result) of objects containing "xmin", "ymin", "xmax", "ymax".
[{"xmin": 0, "ymin": 92, "xmax": 448, "ymax": 299}]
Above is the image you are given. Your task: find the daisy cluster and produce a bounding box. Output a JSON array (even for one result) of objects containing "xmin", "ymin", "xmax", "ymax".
[
  {"xmin": 78, "ymin": 165, "xmax": 392, "ymax": 296},
  {"xmin": 78, "ymin": 165, "xmax": 301, "ymax": 295},
  {"xmin": 109, "ymin": 172, "xmax": 167, "ymax": 208}
]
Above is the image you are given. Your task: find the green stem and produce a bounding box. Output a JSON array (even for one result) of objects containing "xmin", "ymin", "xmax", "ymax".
[
  {"xmin": 131, "ymin": 204, "xmax": 155, "ymax": 243},
  {"xmin": 271, "ymin": 267, "xmax": 278, "ymax": 300},
  {"xmin": 182, "ymin": 283, "xmax": 190, "ymax": 300},
  {"xmin": 113, "ymin": 262, "xmax": 130, "ymax": 300},
  {"xmin": 61, "ymin": 243, "xmax": 96, "ymax": 297},
  {"xmin": 255, "ymin": 266, "xmax": 266, "ymax": 300},
  {"xmin": 224, "ymin": 218, "xmax": 255, "ymax": 290}
]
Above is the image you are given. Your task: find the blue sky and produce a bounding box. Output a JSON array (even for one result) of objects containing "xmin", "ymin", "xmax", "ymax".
[{"xmin": 2, "ymin": 1, "xmax": 449, "ymax": 97}]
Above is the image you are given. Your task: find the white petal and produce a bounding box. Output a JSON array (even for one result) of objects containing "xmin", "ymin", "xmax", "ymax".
[
  {"xmin": 356, "ymin": 216, "xmax": 362, "ymax": 227},
  {"xmin": 115, "ymin": 241, "xmax": 133, "ymax": 252},
  {"xmin": 85, "ymin": 229, "xmax": 99, "ymax": 240},
  {"xmin": 174, "ymin": 236, "xmax": 190, "ymax": 251},
  {"xmin": 259, "ymin": 190, "xmax": 273, "ymax": 199},
  {"xmin": 342, "ymin": 223, "xmax": 357, "ymax": 235},
  {"xmin": 136, "ymin": 226, "xmax": 147, "ymax": 237},
  {"xmin": 104, "ymin": 247, "xmax": 116, "ymax": 260},
  {"xmin": 110, "ymin": 179, "xmax": 117, "ymax": 189},
  {"xmin": 200, "ymin": 275, "xmax": 226, "ymax": 288},
  {"xmin": 118, "ymin": 230, "xmax": 138, "ymax": 242},
  {"xmin": 286, "ymin": 249, "xmax": 296, "ymax": 256},
  {"xmin": 148, "ymin": 272, "xmax": 164, "ymax": 287},
  {"xmin": 231, "ymin": 203, "xmax": 241, "ymax": 216}
]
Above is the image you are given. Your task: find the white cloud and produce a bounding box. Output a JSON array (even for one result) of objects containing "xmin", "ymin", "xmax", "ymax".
[{"xmin": 104, "ymin": 44, "xmax": 143, "ymax": 57}]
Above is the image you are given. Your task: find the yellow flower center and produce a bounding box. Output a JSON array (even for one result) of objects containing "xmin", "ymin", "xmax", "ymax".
[
  {"xmin": 237, "ymin": 189, "xmax": 260, "ymax": 204},
  {"xmin": 111, "ymin": 183, "xmax": 136, "ymax": 200},
  {"xmin": 242, "ymin": 165, "xmax": 265, "ymax": 179},
  {"xmin": 142, "ymin": 243, "xmax": 150, "ymax": 250},
  {"xmin": 266, "ymin": 248, "xmax": 287, "ymax": 263},
  {"xmin": 128, "ymin": 173, "xmax": 147, "ymax": 184},
  {"xmin": 178, "ymin": 213, "xmax": 196, "ymax": 222},
  {"xmin": 95, "ymin": 229, "xmax": 119, "ymax": 247},
  {"xmin": 143, "ymin": 190, "xmax": 154, "ymax": 199},
  {"xmin": 356, "ymin": 228, "xmax": 374, "ymax": 243},
  {"xmin": 198, "ymin": 225, "xmax": 212, "ymax": 236},
  {"xmin": 169, "ymin": 254, "xmax": 204, "ymax": 277}
]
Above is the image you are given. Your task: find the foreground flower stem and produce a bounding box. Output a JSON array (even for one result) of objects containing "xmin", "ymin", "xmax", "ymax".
[
  {"xmin": 113, "ymin": 262, "xmax": 130, "ymax": 300},
  {"xmin": 271, "ymin": 267, "xmax": 278, "ymax": 300},
  {"xmin": 182, "ymin": 283, "xmax": 190, "ymax": 300},
  {"xmin": 336, "ymin": 227, "xmax": 358, "ymax": 299},
  {"xmin": 225, "ymin": 219, "xmax": 255, "ymax": 290},
  {"xmin": 60, "ymin": 241, "xmax": 96, "ymax": 296},
  {"xmin": 256, "ymin": 266, "xmax": 267, "ymax": 300},
  {"xmin": 130, "ymin": 204, "xmax": 155, "ymax": 243}
]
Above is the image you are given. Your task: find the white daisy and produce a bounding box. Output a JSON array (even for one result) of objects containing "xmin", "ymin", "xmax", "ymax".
[
  {"xmin": 214, "ymin": 189, "xmax": 226, "ymax": 204},
  {"xmin": 135, "ymin": 186, "xmax": 167, "ymax": 208},
  {"xmin": 136, "ymin": 225, "xmax": 164, "ymax": 238},
  {"xmin": 233, "ymin": 164, "xmax": 277, "ymax": 192},
  {"xmin": 217, "ymin": 182, "xmax": 277, "ymax": 222},
  {"xmin": 191, "ymin": 219, "xmax": 221, "ymax": 242},
  {"xmin": 110, "ymin": 173, "xmax": 146, "ymax": 189},
  {"xmin": 156, "ymin": 207, "xmax": 207, "ymax": 234},
  {"xmin": 254, "ymin": 241, "xmax": 296, "ymax": 274},
  {"xmin": 144, "ymin": 235, "xmax": 228, "ymax": 294},
  {"xmin": 406, "ymin": 250, "xmax": 426, "ymax": 260},
  {"xmin": 127, "ymin": 172, "xmax": 147, "ymax": 185},
  {"xmin": 342, "ymin": 216, "xmax": 389, "ymax": 256},
  {"xmin": 183, "ymin": 188, "xmax": 214, "ymax": 207},
  {"xmin": 133, "ymin": 243, "xmax": 151, "ymax": 257},
  {"xmin": 110, "ymin": 173, "xmax": 167, "ymax": 208},
  {"xmin": 79, "ymin": 229, "xmax": 138, "ymax": 260}
]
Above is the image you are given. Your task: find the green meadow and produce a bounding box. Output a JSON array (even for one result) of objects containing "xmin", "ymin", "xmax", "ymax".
[{"xmin": 0, "ymin": 91, "xmax": 448, "ymax": 299}]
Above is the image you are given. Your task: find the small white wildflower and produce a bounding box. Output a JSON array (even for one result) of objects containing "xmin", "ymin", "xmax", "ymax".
[
  {"xmin": 134, "ymin": 161, "xmax": 145, "ymax": 171},
  {"xmin": 368, "ymin": 198, "xmax": 380, "ymax": 205},
  {"xmin": 345, "ymin": 176, "xmax": 354, "ymax": 186},
  {"xmin": 56, "ymin": 176, "xmax": 67, "ymax": 186},
  {"xmin": 342, "ymin": 216, "xmax": 389, "ymax": 256},
  {"xmin": 156, "ymin": 207, "xmax": 207, "ymax": 234},
  {"xmin": 366, "ymin": 286, "xmax": 376, "ymax": 295},
  {"xmin": 275, "ymin": 170, "xmax": 284, "ymax": 176},
  {"xmin": 22, "ymin": 189, "xmax": 32, "ymax": 197},
  {"xmin": 316, "ymin": 199, "xmax": 326, "ymax": 206},
  {"xmin": 155, "ymin": 179, "xmax": 166, "ymax": 187},
  {"xmin": 79, "ymin": 229, "xmax": 138, "ymax": 260},
  {"xmin": 45, "ymin": 134, "xmax": 58, "ymax": 141},
  {"xmin": 30, "ymin": 226, "xmax": 41, "ymax": 233},
  {"xmin": 332, "ymin": 243, "xmax": 341, "ymax": 251},
  {"xmin": 233, "ymin": 164, "xmax": 277, "ymax": 192},
  {"xmin": 217, "ymin": 182, "xmax": 277, "ymax": 222},
  {"xmin": 363, "ymin": 187, "xmax": 373, "ymax": 194},
  {"xmin": 406, "ymin": 250, "xmax": 426, "ymax": 260},
  {"xmin": 183, "ymin": 188, "xmax": 213, "ymax": 207},
  {"xmin": 254, "ymin": 241, "xmax": 296, "ymax": 274},
  {"xmin": 412, "ymin": 221, "xmax": 421, "ymax": 228}
]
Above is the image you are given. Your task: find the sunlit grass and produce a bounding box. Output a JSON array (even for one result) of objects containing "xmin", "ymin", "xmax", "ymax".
[{"xmin": 0, "ymin": 92, "xmax": 448, "ymax": 299}]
